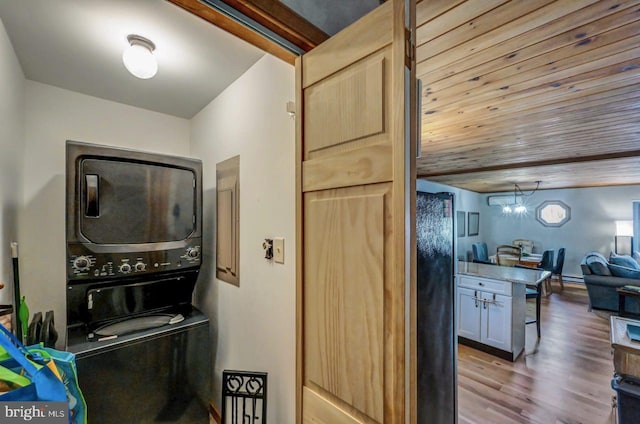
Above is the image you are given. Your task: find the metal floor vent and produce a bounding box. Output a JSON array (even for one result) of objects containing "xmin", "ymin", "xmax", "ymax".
[{"xmin": 221, "ymin": 370, "xmax": 267, "ymax": 424}]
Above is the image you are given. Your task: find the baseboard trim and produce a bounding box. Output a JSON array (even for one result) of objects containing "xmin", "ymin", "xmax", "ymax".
[
  {"xmin": 458, "ymin": 336, "xmax": 516, "ymax": 362},
  {"xmin": 210, "ymin": 402, "xmax": 221, "ymax": 424},
  {"xmin": 561, "ymin": 274, "xmax": 584, "ymax": 283}
]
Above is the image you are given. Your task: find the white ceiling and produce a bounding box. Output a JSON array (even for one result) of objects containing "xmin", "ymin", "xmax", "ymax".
[{"xmin": 0, "ymin": 0, "xmax": 265, "ymax": 119}]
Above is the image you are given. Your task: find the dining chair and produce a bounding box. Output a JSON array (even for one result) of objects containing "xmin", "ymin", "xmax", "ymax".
[
  {"xmin": 472, "ymin": 242, "xmax": 492, "ymax": 264},
  {"xmin": 537, "ymin": 250, "xmax": 554, "ymax": 272},
  {"xmin": 515, "ymin": 264, "xmax": 542, "ymax": 338},
  {"xmin": 526, "ymin": 285, "xmax": 542, "ymax": 338},
  {"xmin": 495, "ymin": 245, "xmax": 522, "ymax": 266},
  {"xmin": 553, "ymin": 248, "xmax": 565, "ymax": 290},
  {"xmin": 512, "ymin": 239, "xmax": 534, "ymax": 254}
]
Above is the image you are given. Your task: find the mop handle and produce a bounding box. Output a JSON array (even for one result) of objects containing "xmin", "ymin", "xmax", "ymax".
[{"xmin": 10, "ymin": 242, "xmax": 20, "ymax": 336}]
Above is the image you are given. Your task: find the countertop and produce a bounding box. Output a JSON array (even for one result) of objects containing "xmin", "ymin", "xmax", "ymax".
[
  {"xmin": 611, "ymin": 315, "xmax": 640, "ymax": 353},
  {"xmin": 457, "ymin": 261, "xmax": 551, "ymax": 285}
]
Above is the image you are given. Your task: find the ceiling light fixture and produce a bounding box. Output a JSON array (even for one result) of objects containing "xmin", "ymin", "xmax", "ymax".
[
  {"xmin": 488, "ymin": 181, "xmax": 542, "ymax": 215},
  {"xmin": 122, "ymin": 34, "xmax": 157, "ymax": 79}
]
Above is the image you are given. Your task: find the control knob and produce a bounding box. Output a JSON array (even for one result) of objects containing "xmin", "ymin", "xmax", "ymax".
[
  {"xmin": 119, "ymin": 263, "xmax": 132, "ymax": 274},
  {"xmin": 72, "ymin": 256, "xmax": 91, "ymax": 272},
  {"xmin": 186, "ymin": 247, "xmax": 200, "ymax": 259},
  {"xmin": 134, "ymin": 262, "xmax": 146, "ymax": 272}
]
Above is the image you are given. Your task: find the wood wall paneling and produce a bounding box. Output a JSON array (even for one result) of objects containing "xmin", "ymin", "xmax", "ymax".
[
  {"xmin": 414, "ymin": 0, "xmax": 640, "ymax": 191},
  {"xmin": 427, "ymin": 156, "xmax": 640, "ymax": 193}
]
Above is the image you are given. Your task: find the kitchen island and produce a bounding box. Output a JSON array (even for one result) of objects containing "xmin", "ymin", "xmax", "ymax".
[{"xmin": 456, "ymin": 261, "xmax": 551, "ymax": 361}]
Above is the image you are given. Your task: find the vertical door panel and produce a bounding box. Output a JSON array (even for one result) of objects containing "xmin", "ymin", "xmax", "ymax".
[
  {"xmin": 304, "ymin": 51, "xmax": 388, "ymax": 159},
  {"xmin": 304, "ymin": 184, "xmax": 390, "ymax": 422},
  {"xmin": 296, "ymin": 0, "xmax": 414, "ymax": 422}
]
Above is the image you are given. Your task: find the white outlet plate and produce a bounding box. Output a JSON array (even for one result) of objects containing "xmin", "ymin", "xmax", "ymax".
[{"xmin": 273, "ymin": 237, "xmax": 284, "ymax": 264}]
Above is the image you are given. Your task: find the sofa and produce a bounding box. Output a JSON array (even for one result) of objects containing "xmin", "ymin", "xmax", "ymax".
[{"xmin": 581, "ymin": 251, "xmax": 640, "ymax": 314}]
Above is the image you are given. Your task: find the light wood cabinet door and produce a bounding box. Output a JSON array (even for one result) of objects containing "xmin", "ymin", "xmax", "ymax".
[{"xmin": 296, "ymin": 1, "xmax": 415, "ymax": 422}]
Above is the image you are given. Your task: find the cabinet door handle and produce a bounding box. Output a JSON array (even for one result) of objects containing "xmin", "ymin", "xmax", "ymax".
[
  {"xmin": 474, "ymin": 290, "xmax": 478, "ymax": 308},
  {"xmin": 483, "ymin": 294, "xmax": 497, "ymax": 308}
]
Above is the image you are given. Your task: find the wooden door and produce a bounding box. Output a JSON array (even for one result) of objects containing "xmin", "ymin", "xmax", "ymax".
[{"xmin": 296, "ymin": 0, "xmax": 416, "ymax": 422}]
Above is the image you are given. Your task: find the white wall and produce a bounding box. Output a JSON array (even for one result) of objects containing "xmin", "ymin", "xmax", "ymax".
[
  {"xmin": 0, "ymin": 18, "xmax": 25, "ymax": 306},
  {"xmin": 190, "ymin": 55, "xmax": 295, "ymax": 423},
  {"xmin": 418, "ymin": 179, "xmax": 483, "ymax": 262},
  {"xmin": 480, "ymin": 185, "xmax": 640, "ymax": 277},
  {"xmin": 20, "ymin": 81, "xmax": 190, "ymax": 345}
]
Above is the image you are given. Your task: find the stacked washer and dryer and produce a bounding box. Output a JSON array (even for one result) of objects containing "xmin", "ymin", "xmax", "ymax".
[{"xmin": 65, "ymin": 141, "xmax": 210, "ymax": 423}]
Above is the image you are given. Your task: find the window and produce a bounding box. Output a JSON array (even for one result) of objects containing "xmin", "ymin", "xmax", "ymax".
[{"xmin": 536, "ymin": 200, "xmax": 570, "ymax": 227}]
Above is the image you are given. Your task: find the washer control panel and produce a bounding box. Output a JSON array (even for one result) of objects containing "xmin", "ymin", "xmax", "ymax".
[{"xmin": 67, "ymin": 240, "xmax": 201, "ymax": 281}]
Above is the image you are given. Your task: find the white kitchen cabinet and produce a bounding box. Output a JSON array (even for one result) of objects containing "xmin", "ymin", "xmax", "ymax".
[
  {"xmin": 457, "ymin": 275, "xmax": 525, "ymax": 361},
  {"xmin": 457, "ymin": 287, "xmax": 481, "ymax": 340},
  {"xmin": 480, "ymin": 291, "xmax": 512, "ymax": 351}
]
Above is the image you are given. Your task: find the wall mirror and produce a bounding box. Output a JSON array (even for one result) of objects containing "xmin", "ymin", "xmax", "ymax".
[{"xmin": 536, "ymin": 200, "xmax": 571, "ymax": 227}]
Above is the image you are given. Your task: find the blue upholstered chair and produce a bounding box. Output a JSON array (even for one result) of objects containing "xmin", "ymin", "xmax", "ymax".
[
  {"xmin": 472, "ymin": 242, "xmax": 492, "ymax": 264},
  {"xmin": 538, "ymin": 250, "xmax": 554, "ymax": 272}
]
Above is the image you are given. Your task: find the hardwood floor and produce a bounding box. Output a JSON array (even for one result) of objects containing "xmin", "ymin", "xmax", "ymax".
[{"xmin": 458, "ymin": 282, "xmax": 616, "ymax": 424}]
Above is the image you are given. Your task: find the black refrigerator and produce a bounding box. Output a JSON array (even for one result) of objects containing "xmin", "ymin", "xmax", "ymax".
[{"xmin": 416, "ymin": 191, "xmax": 457, "ymax": 423}]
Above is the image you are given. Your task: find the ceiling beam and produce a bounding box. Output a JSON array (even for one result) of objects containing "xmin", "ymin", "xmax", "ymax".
[
  {"xmin": 218, "ymin": 0, "xmax": 329, "ymax": 51},
  {"xmin": 167, "ymin": 0, "xmax": 329, "ymax": 65},
  {"xmin": 420, "ymin": 150, "xmax": 640, "ymax": 178}
]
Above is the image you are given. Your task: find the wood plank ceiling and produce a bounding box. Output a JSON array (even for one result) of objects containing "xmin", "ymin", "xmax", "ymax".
[{"xmin": 416, "ymin": 0, "xmax": 640, "ymax": 193}]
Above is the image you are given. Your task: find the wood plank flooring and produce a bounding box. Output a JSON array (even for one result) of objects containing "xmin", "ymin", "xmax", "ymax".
[{"xmin": 458, "ymin": 283, "xmax": 616, "ymax": 424}]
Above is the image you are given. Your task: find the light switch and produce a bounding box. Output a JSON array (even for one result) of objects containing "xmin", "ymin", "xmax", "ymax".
[{"xmin": 273, "ymin": 237, "xmax": 284, "ymax": 264}]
